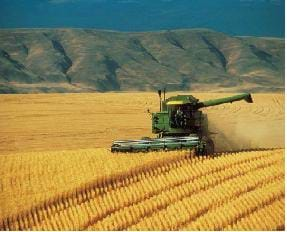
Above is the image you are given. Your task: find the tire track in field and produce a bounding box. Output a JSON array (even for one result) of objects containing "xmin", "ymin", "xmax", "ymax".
[
  {"xmin": 209, "ymin": 99, "xmax": 282, "ymax": 119},
  {"xmin": 230, "ymin": 105, "xmax": 241, "ymax": 114},
  {"xmin": 252, "ymin": 105, "xmax": 265, "ymax": 115}
]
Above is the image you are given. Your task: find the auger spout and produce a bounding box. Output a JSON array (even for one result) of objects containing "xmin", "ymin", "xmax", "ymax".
[{"xmin": 197, "ymin": 93, "xmax": 253, "ymax": 109}]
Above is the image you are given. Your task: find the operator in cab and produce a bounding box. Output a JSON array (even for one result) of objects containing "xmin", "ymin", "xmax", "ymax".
[{"xmin": 174, "ymin": 107, "xmax": 184, "ymax": 127}]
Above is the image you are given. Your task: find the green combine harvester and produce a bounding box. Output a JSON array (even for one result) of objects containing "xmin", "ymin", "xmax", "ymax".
[{"xmin": 111, "ymin": 91, "xmax": 253, "ymax": 155}]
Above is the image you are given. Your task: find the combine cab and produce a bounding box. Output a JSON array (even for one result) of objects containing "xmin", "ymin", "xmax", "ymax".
[{"xmin": 111, "ymin": 91, "xmax": 253, "ymax": 155}]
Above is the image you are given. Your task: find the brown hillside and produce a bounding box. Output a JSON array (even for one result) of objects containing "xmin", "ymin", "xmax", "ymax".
[{"xmin": 0, "ymin": 29, "xmax": 284, "ymax": 93}]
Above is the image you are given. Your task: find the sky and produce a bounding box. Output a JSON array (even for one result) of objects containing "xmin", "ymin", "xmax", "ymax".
[{"xmin": 0, "ymin": 0, "xmax": 284, "ymax": 37}]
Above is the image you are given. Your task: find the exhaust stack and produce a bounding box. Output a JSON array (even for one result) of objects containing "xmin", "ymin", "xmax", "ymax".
[{"xmin": 158, "ymin": 90, "xmax": 162, "ymax": 111}]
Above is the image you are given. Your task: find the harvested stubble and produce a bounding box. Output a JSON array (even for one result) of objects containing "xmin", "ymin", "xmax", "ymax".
[
  {"xmin": 0, "ymin": 93, "xmax": 284, "ymax": 155},
  {"xmin": 0, "ymin": 149, "xmax": 284, "ymax": 230}
]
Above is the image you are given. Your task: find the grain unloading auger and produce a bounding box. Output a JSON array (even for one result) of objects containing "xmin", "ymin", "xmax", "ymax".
[{"xmin": 111, "ymin": 91, "xmax": 253, "ymax": 155}]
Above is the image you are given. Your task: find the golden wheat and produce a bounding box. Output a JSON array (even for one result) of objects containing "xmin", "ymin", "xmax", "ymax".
[
  {"xmin": 0, "ymin": 149, "xmax": 284, "ymax": 230},
  {"xmin": 225, "ymin": 198, "xmax": 285, "ymax": 231},
  {"xmin": 0, "ymin": 93, "xmax": 284, "ymax": 230},
  {"xmin": 0, "ymin": 93, "xmax": 284, "ymax": 154}
]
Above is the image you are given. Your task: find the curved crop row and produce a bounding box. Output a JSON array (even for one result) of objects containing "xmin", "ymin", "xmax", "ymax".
[
  {"xmin": 225, "ymin": 197, "xmax": 285, "ymax": 230},
  {"xmin": 0, "ymin": 149, "xmax": 284, "ymax": 231}
]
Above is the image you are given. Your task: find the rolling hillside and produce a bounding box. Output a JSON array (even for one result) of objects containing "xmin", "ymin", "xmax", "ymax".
[{"xmin": 0, "ymin": 29, "xmax": 284, "ymax": 93}]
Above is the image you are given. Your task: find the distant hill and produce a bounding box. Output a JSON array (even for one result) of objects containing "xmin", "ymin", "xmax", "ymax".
[{"xmin": 0, "ymin": 29, "xmax": 284, "ymax": 93}]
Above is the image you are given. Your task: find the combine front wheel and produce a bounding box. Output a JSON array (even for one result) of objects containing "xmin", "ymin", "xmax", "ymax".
[{"xmin": 196, "ymin": 136, "xmax": 214, "ymax": 155}]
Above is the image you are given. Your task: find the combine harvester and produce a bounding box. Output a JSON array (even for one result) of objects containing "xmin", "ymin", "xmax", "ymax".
[{"xmin": 111, "ymin": 91, "xmax": 253, "ymax": 155}]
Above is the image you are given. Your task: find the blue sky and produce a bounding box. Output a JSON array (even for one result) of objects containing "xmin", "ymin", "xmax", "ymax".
[{"xmin": 0, "ymin": 0, "xmax": 284, "ymax": 37}]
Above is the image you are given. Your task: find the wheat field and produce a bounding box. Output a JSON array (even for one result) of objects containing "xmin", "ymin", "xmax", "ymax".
[
  {"xmin": 0, "ymin": 93, "xmax": 284, "ymax": 230},
  {"xmin": 0, "ymin": 92, "xmax": 284, "ymax": 154}
]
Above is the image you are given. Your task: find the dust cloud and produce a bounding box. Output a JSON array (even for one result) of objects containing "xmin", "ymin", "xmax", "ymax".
[{"xmin": 208, "ymin": 117, "xmax": 284, "ymax": 152}]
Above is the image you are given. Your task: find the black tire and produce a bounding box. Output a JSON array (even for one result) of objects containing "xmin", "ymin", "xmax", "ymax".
[
  {"xmin": 196, "ymin": 136, "xmax": 214, "ymax": 155},
  {"xmin": 205, "ymin": 137, "xmax": 214, "ymax": 155}
]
